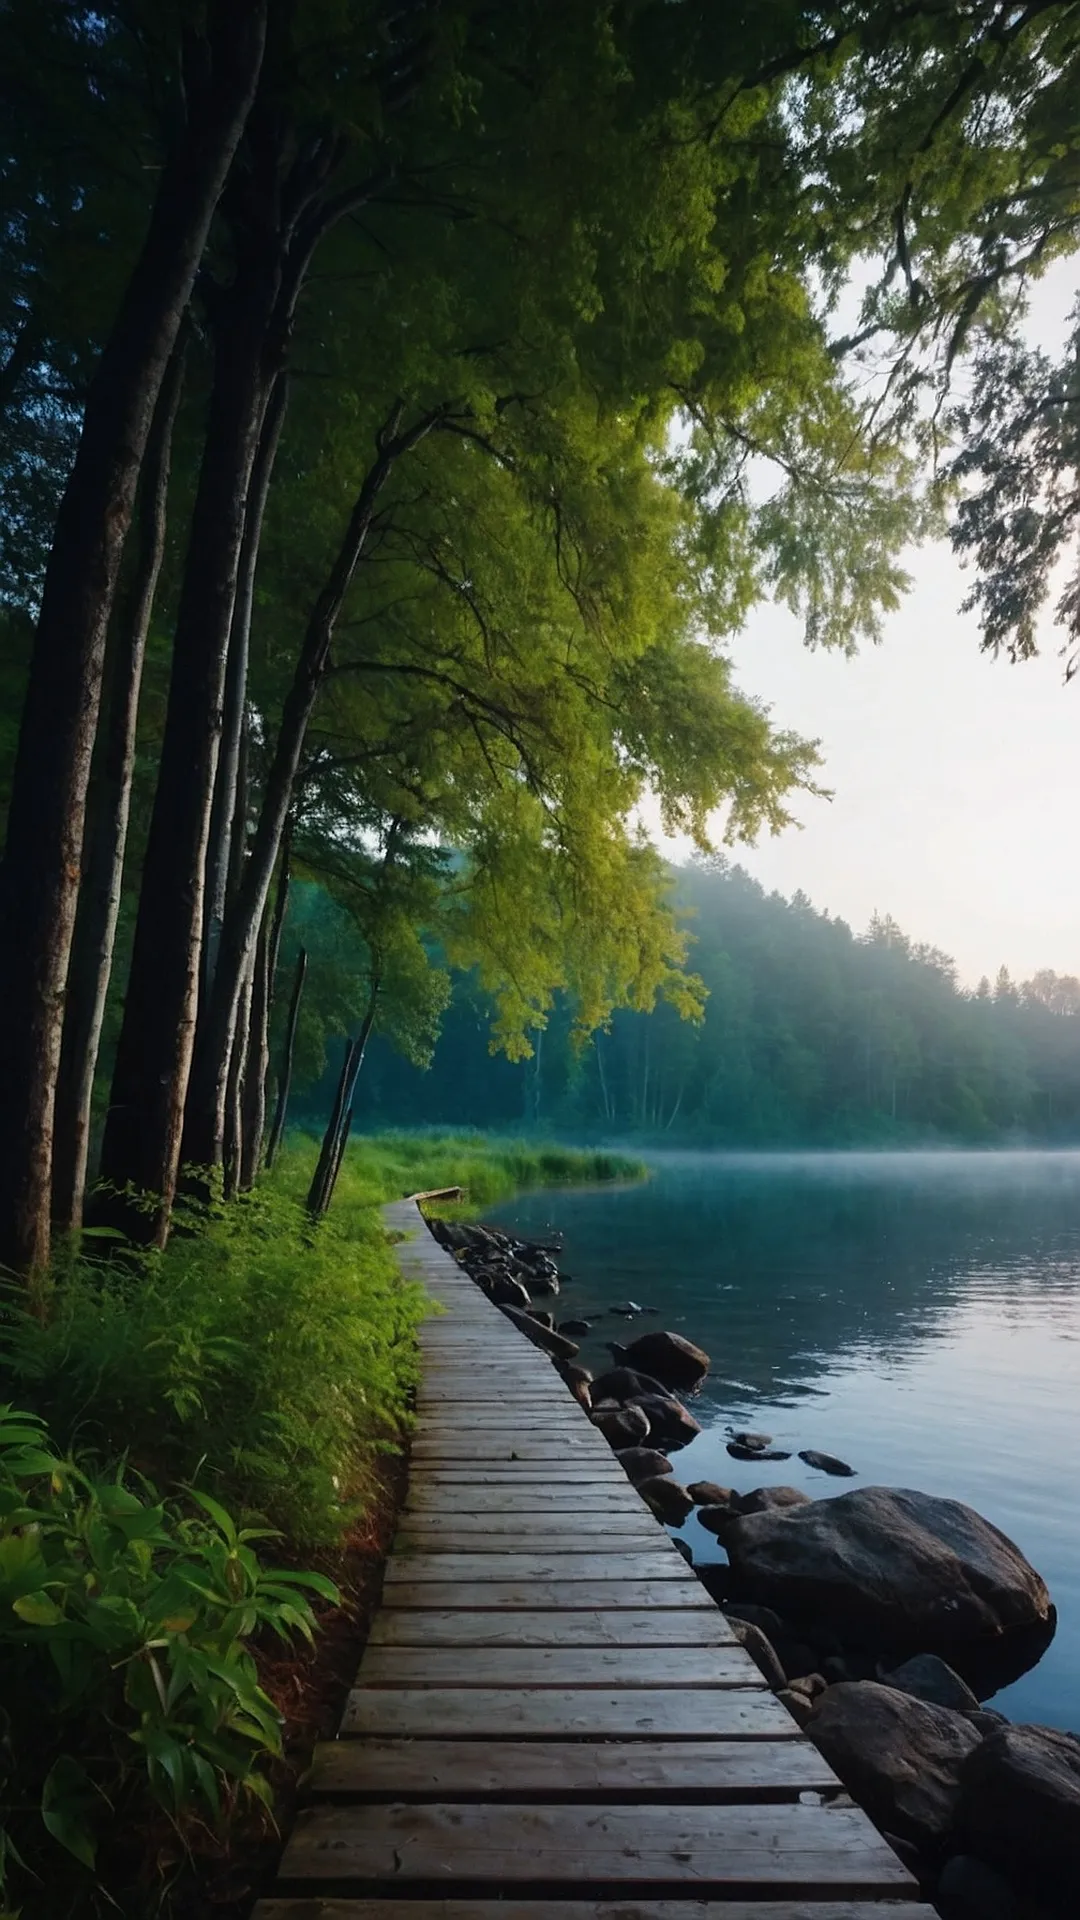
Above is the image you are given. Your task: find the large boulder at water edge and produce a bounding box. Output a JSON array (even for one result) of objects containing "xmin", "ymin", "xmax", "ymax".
[
  {"xmin": 615, "ymin": 1446, "xmax": 673, "ymax": 1485},
  {"xmin": 589, "ymin": 1365, "xmax": 670, "ymax": 1405},
  {"xmin": 957, "ymin": 1723, "xmax": 1080, "ymax": 1912},
  {"xmin": 723, "ymin": 1486, "xmax": 1051, "ymax": 1655},
  {"xmin": 882, "ymin": 1653, "xmax": 979, "ymax": 1714},
  {"xmin": 591, "ymin": 1405, "xmax": 650, "ymax": 1448},
  {"xmin": 637, "ymin": 1476, "xmax": 694, "ymax": 1525},
  {"xmin": 808, "ymin": 1681, "xmax": 982, "ymax": 1851},
  {"xmin": 631, "ymin": 1393, "xmax": 702, "ymax": 1451},
  {"xmin": 619, "ymin": 1330, "xmax": 710, "ymax": 1391}
]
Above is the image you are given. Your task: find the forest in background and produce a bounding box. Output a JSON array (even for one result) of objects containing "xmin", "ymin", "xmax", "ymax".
[{"xmin": 285, "ymin": 861, "xmax": 1080, "ymax": 1146}]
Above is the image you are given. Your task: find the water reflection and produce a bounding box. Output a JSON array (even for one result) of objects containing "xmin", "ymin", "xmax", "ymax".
[{"xmin": 487, "ymin": 1150, "xmax": 1080, "ymax": 1730}]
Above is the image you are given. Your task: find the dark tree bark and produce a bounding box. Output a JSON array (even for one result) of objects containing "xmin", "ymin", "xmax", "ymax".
[
  {"xmin": 98, "ymin": 246, "xmax": 286, "ymax": 1239},
  {"xmin": 0, "ymin": 0, "xmax": 266, "ymax": 1278},
  {"xmin": 265, "ymin": 946, "xmax": 306, "ymax": 1172},
  {"xmin": 307, "ymin": 984, "xmax": 379, "ymax": 1217},
  {"xmin": 203, "ymin": 374, "xmax": 286, "ymax": 993},
  {"xmin": 238, "ymin": 900, "xmax": 272, "ymax": 1189},
  {"xmin": 184, "ymin": 405, "xmax": 445, "ymax": 1172},
  {"xmin": 52, "ymin": 338, "xmax": 188, "ymax": 1237},
  {"xmin": 101, "ymin": 105, "xmax": 398, "ymax": 1241},
  {"xmin": 223, "ymin": 960, "xmax": 254, "ymax": 1200}
]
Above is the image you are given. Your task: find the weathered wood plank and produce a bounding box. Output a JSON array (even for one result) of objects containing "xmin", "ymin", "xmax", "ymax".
[
  {"xmin": 257, "ymin": 1902, "xmax": 935, "ymax": 1920},
  {"xmin": 381, "ymin": 1580, "xmax": 716, "ymax": 1610},
  {"xmin": 405, "ymin": 1490, "xmax": 635, "ymax": 1512},
  {"xmin": 276, "ymin": 1802, "xmax": 913, "ymax": 1892},
  {"xmin": 307, "ymin": 1736, "xmax": 839, "ymax": 1801},
  {"xmin": 392, "ymin": 1527, "xmax": 665, "ymax": 1554},
  {"xmin": 369, "ymin": 1608, "xmax": 734, "ymax": 1648},
  {"xmin": 340, "ymin": 1686, "xmax": 793, "ymax": 1739},
  {"xmin": 384, "ymin": 1551, "xmax": 687, "ymax": 1583},
  {"xmin": 409, "ymin": 1445, "xmax": 624, "ymax": 1463},
  {"xmin": 355, "ymin": 1645, "xmax": 760, "ymax": 1689}
]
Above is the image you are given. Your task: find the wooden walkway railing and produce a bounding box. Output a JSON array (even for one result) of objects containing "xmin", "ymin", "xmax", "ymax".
[{"xmin": 254, "ymin": 1199, "xmax": 932, "ymax": 1920}]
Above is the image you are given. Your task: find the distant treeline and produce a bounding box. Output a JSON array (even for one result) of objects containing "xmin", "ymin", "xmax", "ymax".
[{"xmin": 291, "ymin": 863, "xmax": 1080, "ymax": 1146}]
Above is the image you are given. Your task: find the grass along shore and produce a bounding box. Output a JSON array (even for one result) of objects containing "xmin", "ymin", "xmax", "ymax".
[{"xmin": 0, "ymin": 1130, "xmax": 641, "ymax": 1917}]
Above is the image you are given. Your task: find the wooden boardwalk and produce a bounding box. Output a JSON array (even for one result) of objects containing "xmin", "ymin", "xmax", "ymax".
[{"xmin": 254, "ymin": 1200, "xmax": 932, "ymax": 1920}]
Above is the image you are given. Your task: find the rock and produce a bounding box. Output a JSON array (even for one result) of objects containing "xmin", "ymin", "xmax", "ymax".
[
  {"xmin": 557, "ymin": 1318, "xmax": 592, "ymax": 1336},
  {"xmin": 799, "ymin": 1448, "xmax": 856, "ymax": 1476},
  {"xmin": 591, "ymin": 1405, "xmax": 650, "ymax": 1448},
  {"xmin": 777, "ymin": 1687, "xmax": 813, "ymax": 1727},
  {"xmin": 631, "ymin": 1393, "xmax": 702, "ymax": 1451},
  {"xmin": 502, "ymin": 1306, "xmax": 579, "ymax": 1360},
  {"xmin": 672, "ymin": 1536, "xmax": 694, "ymax": 1565},
  {"xmin": 723, "ymin": 1486, "xmax": 1052, "ymax": 1655},
  {"xmin": 808, "ymin": 1681, "xmax": 982, "ymax": 1850},
  {"xmin": 529, "ymin": 1270, "xmax": 560, "ymax": 1295},
  {"xmin": 697, "ymin": 1505, "xmax": 740, "ymax": 1537},
  {"xmin": 589, "ymin": 1366, "xmax": 671, "ymax": 1405},
  {"xmin": 615, "ymin": 1446, "xmax": 673, "ymax": 1485},
  {"xmin": 487, "ymin": 1275, "xmax": 533, "ymax": 1310},
  {"xmin": 618, "ymin": 1330, "xmax": 710, "ymax": 1392},
  {"xmin": 788, "ymin": 1672, "xmax": 828, "ymax": 1700},
  {"xmin": 727, "ymin": 1442, "xmax": 792, "ymax": 1462},
  {"xmin": 731, "ymin": 1431, "xmax": 773, "ymax": 1451},
  {"xmin": 687, "ymin": 1481, "xmax": 735, "ymax": 1508},
  {"xmin": 738, "ymin": 1486, "xmax": 812, "ymax": 1515},
  {"xmin": 966, "ymin": 1709, "xmax": 1008, "ymax": 1738},
  {"xmin": 729, "ymin": 1617, "xmax": 787, "ymax": 1692},
  {"xmin": 555, "ymin": 1361, "xmax": 592, "ymax": 1411},
  {"xmin": 693, "ymin": 1562, "xmax": 733, "ymax": 1605},
  {"xmin": 529, "ymin": 1308, "xmax": 555, "ymax": 1329},
  {"xmin": 958, "ymin": 1723, "xmax": 1080, "ymax": 1910},
  {"xmin": 776, "ymin": 1637, "xmax": 829, "ymax": 1682},
  {"xmin": 883, "ymin": 1654, "xmax": 980, "ymax": 1714},
  {"xmin": 937, "ymin": 1854, "xmax": 1021, "ymax": 1920},
  {"xmin": 723, "ymin": 1601, "xmax": 785, "ymax": 1639},
  {"xmin": 638, "ymin": 1476, "xmax": 695, "ymax": 1525}
]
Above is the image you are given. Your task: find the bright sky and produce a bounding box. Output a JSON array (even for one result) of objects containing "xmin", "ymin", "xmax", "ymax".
[{"xmin": 659, "ymin": 263, "xmax": 1080, "ymax": 989}]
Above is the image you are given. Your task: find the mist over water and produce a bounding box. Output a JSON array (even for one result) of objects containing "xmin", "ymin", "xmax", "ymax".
[{"xmin": 487, "ymin": 1149, "xmax": 1080, "ymax": 1729}]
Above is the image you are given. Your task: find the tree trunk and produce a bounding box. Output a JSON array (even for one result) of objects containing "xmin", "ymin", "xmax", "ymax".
[
  {"xmin": 239, "ymin": 900, "xmax": 272, "ymax": 1189},
  {"xmin": 203, "ymin": 374, "xmax": 286, "ymax": 993},
  {"xmin": 51, "ymin": 338, "xmax": 188, "ymax": 1237},
  {"xmin": 0, "ymin": 0, "xmax": 266, "ymax": 1279},
  {"xmin": 98, "ymin": 252, "xmax": 285, "ymax": 1241},
  {"xmin": 307, "ymin": 986, "xmax": 379, "ymax": 1217},
  {"xmin": 223, "ymin": 960, "xmax": 254, "ymax": 1200},
  {"xmin": 265, "ymin": 946, "xmax": 305, "ymax": 1172},
  {"xmin": 183, "ymin": 405, "xmax": 443, "ymax": 1173}
]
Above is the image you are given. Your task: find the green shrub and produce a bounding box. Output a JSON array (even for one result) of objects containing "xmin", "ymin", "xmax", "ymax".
[
  {"xmin": 2, "ymin": 1181, "xmax": 426, "ymax": 1546},
  {"xmin": 0, "ymin": 1406, "xmax": 337, "ymax": 1911},
  {"xmin": 276, "ymin": 1129, "xmax": 645, "ymax": 1215}
]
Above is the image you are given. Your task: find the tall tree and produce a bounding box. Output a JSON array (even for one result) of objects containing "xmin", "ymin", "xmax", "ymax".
[{"xmin": 0, "ymin": 0, "xmax": 267, "ymax": 1277}]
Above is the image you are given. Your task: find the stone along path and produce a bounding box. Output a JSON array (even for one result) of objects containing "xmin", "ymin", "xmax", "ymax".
[{"xmin": 254, "ymin": 1200, "xmax": 932, "ymax": 1920}]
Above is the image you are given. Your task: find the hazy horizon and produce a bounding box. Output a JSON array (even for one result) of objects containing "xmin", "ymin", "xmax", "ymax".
[{"xmin": 659, "ymin": 262, "xmax": 1079, "ymax": 990}]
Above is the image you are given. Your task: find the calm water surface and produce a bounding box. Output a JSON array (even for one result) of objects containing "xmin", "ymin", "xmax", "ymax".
[{"xmin": 487, "ymin": 1150, "xmax": 1080, "ymax": 1729}]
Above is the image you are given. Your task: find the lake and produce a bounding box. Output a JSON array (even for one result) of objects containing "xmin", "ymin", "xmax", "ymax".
[{"xmin": 487, "ymin": 1149, "xmax": 1080, "ymax": 1730}]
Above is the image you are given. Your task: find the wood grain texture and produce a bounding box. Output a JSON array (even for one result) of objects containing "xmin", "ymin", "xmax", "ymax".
[
  {"xmin": 380, "ymin": 1579, "xmax": 735, "ymax": 1610},
  {"xmin": 340, "ymin": 1686, "xmax": 793, "ymax": 1739},
  {"xmin": 277, "ymin": 1801, "xmax": 913, "ymax": 1891},
  {"xmin": 355, "ymin": 1645, "xmax": 761, "ymax": 1688},
  {"xmin": 392, "ymin": 1527, "xmax": 665, "ymax": 1553},
  {"xmin": 368, "ymin": 1608, "xmax": 734, "ymax": 1647},
  {"xmin": 257, "ymin": 1903, "xmax": 934, "ymax": 1920},
  {"xmin": 384, "ymin": 1551, "xmax": 688, "ymax": 1582},
  {"xmin": 307, "ymin": 1736, "xmax": 838, "ymax": 1800}
]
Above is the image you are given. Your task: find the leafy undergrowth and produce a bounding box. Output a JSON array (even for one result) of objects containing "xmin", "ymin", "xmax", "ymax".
[
  {"xmin": 275, "ymin": 1127, "xmax": 646, "ymax": 1218},
  {"xmin": 0, "ymin": 1130, "xmax": 639, "ymax": 1914}
]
